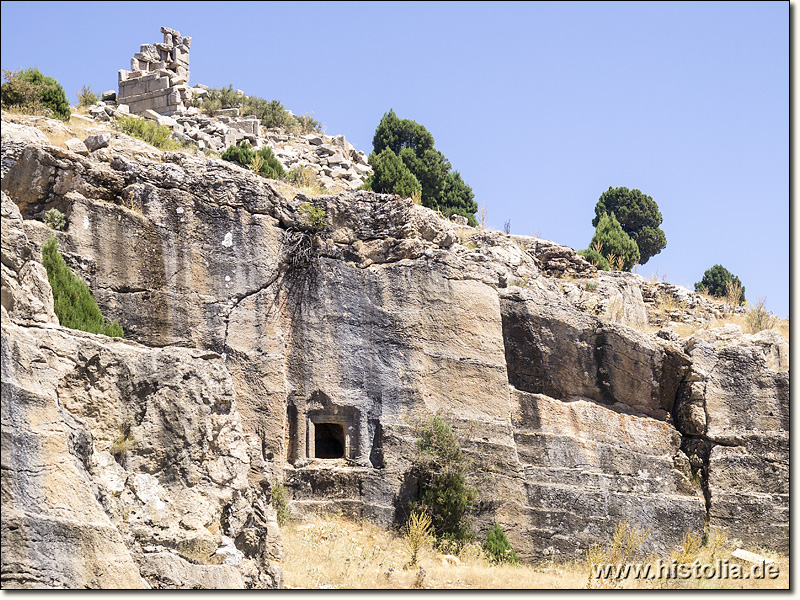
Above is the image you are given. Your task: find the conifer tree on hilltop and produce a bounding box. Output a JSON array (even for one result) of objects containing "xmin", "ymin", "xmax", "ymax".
[{"xmin": 362, "ymin": 110, "xmax": 478, "ymax": 226}]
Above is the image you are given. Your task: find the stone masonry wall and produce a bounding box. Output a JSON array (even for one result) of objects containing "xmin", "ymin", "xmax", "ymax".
[{"xmin": 118, "ymin": 27, "xmax": 193, "ymax": 116}]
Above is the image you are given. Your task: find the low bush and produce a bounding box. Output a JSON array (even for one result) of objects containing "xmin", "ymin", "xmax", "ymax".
[
  {"xmin": 298, "ymin": 202, "xmax": 326, "ymax": 232},
  {"xmin": 77, "ymin": 84, "xmax": 98, "ymax": 108},
  {"xmin": 1, "ymin": 68, "xmax": 71, "ymax": 120},
  {"xmin": 44, "ymin": 208, "xmax": 66, "ymax": 231},
  {"xmin": 483, "ymin": 523, "xmax": 519, "ymax": 565},
  {"xmin": 578, "ymin": 247, "xmax": 610, "ymax": 271},
  {"xmin": 41, "ymin": 236, "xmax": 124, "ymax": 337},
  {"xmin": 110, "ymin": 422, "xmax": 135, "ymax": 460},
  {"xmin": 221, "ymin": 141, "xmax": 285, "ymax": 180},
  {"xmin": 695, "ymin": 264, "xmax": 746, "ymax": 304},
  {"xmin": 115, "ymin": 115, "xmax": 183, "ymax": 150},
  {"xmin": 197, "ymin": 85, "xmax": 322, "ymax": 134}
]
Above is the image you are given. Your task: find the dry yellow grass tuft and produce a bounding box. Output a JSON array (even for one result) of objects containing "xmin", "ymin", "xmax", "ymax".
[
  {"xmin": 277, "ymin": 513, "xmax": 788, "ymax": 590},
  {"xmin": 278, "ymin": 512, "xmax": 585, "ymax": 589}
]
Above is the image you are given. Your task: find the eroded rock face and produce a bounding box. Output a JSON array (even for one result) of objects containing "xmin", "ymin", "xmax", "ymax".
[
  {"xmin": 676, "ymin": 327, "xmax": 789, "ymax": 552},
  {"xmin": 1, "ymin": 185, "xmax": 282, "ymax": 588},
  {"xmin": 500, "ymin": 289, "xmax": 689, "ymax": 420},
  {"xmin": 0, "ymin": 115, "xmax": 788, "ymax": 580}
]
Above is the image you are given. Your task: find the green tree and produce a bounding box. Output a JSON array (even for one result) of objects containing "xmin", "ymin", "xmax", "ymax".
[
  {"xmin": 695, "ymin": 264, "xmax": 746, "ymax": 303},
  {"xmin": 588, "ymin": 212, "xmax": 640, "ymax": 271},
  {"xmin": 578, "ymin": 247, "xmax": 610, "ymax": 271},
  {"xmin": 372, "ymin": 108, "xmax": 434, "ymax": 156},
  {"xmin": 1, "ymin": 68, "xmax": 71, "ymax": 120},
  {"xmin": 41, "ymin": 236, "xmax": 124, "ymax": 337},
  {"xmin": 411, "ymin": 416, "xmax": 476, "ymax": 552},
  {"xmin": 483, "ymin": 523, "xmax": 519, "ymax": 565},
  {"xmin": 365, "ymin": 109, "xmax": 477, "ymax": 224},
  {"xmin": 363, "ymin": 147, "xmax": 422, "ymax": 199},
  {"xmin": 593, "ymin": 186, "xmax": 666, "ymax": 264},
  {"xmin": 440, "ymin": 171, "xmax": 477, "ymax": 225}
]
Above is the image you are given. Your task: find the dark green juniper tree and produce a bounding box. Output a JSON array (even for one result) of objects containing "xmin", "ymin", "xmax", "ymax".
[
  {"xmin": 363, "ymin": 109, "xmax": 478, "ymax": 225},
  {"xmin": 42, "ymin": 236, "xmax": 124, "ymax": 337},
  {"xmin": 695, "ymin": 264, "xmax": 746, "ymax": 303},
  {"xmin": 593, "ymin": 186, "xmax": 666, "ymax": 265},
  {"xmin": 411, "ymin": 416, "xmax": 477, "ymax": 552}
]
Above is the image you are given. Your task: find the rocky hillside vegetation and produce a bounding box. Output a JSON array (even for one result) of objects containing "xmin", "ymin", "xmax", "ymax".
[{"xmin": 0, "ymin": 28, "xmax": 788, "ymax": 590}]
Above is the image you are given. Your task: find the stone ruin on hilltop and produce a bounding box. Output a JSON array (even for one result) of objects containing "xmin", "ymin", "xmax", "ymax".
[
  {"xmin": 117, "ymin": 26, "xmax": 193, "ymax": 116},
  {"xmin": 86, "ymin": 26, "xmax": 371, "ymax": 189}
]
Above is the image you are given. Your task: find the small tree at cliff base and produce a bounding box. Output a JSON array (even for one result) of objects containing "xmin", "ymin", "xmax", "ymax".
[
  {"xmin": 410, "ymin": 415, "xmax": 476, "ymax": 553},
  {"xmin": 483, "ymin": 523, "xmax": 519, "ymax": 565}
]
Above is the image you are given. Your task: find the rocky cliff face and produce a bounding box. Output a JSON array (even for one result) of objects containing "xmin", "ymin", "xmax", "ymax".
[
  {"xmin": 2, "ymin": 190, "xmax": 282, "ymax": 588},
  {"xmin": 0, "ymin": 114, "xmax": 789, "ymax": 587}
]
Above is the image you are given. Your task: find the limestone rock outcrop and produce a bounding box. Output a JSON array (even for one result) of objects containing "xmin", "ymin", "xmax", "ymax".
[
  {"xmin": 0, "ymin": 112, "xmax": 788, "ymax": 586},
  {"xmin": 1, "ymin": 191, "xmax": 282, "ymax": 588}
]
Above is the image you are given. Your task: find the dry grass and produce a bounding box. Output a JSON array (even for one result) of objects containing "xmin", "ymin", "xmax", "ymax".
[
  {"xmin": 279, "ymin": 512, "xmax": 585, "ymax": 589},
  {"xmin": 642, "ymin": 285, "xmax": 788, "ymax": 342},
  {"xmin": 2, "ymin": 107, "xmax": 98, "ymax": 148},
  {"xmin": 277, "ymin": 513, "xmax": 788, "ymax": 590},
  {"xmin": 648, "ymin": 312, "xmax": 789, "ymax": 342}
]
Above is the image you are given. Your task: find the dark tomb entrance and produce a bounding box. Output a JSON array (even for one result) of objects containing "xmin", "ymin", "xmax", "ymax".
[{"xmin": 314, "ymin": 423, "xmax": 345, "ymax": 459}]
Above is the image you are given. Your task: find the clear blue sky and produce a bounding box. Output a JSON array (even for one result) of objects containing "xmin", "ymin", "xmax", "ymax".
[{"xmin": 1, "ymin": 1, "xmax": 789, "ymax": 317}]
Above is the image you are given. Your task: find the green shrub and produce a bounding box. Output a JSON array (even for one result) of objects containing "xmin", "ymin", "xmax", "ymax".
[
  {"xmin": 243, "ymin": 97, "xmax": 293, "ymax": 130},
  {"xmin": 483, "ymin": 523, "xmax": 519, "ymax": 565},
  {"xmin": 363, "ymin": 147, "xmax": 422, "ymax": 199},
  {"xmin": 695, "ymin": 264, "xmax": 746, "ymax": 303},
  {"xmin": 299, "ymin": 203, "xmax": 326, "ymax": 232},
  {"xmin": 293, "ymin": 113, "xmax": 321, "ymax": 134},
  {"xmin": 411, "ymin": 415, "xmax": 476, "ymax": 552},
  {"xmin": 1, "ymin": 68, "xmax": 71, "ymax": 120},
  {"xmin": 221, "ymin": 141, "xmax": 285, "ymax": 180},
  {"xmin": 593, "ymin": 186, "xmax": 666, "ymax": 265},
  {"xmin": 77, "ymin": 85, "xmax": 98, "ymax": 108},
  {"xmin": 271, "ymin": 483, "xmax": 291, "ymax": 527},
  {"xmin": 578, "ymin": 247, "xmax": 610, "ymax": 271},
  {"xmin": 41, "ymin": 236, "xmax": 124, "ymax": 337},
  {"xmin": 195, "ymin": 86, "xmax": 321, "ymax": 134},
  {"xmin": 115, "ymin": 115, "xmax": 182, "ymax": 150},
  {"xmin": 588, "ymin": 212, "xmax": 640, "ymax": 271},
  {"xmin": 364, "ymin": 109, "xmax": 477, "ymax": 225},
  {"xmin": 44, "ymin": 208, "xmax": 66, "ymax": 231}
]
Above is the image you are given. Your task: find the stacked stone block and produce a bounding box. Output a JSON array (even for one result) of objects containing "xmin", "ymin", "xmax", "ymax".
[{"xmin": 117, "ymin": 27, "xmax": 193, "ymax": 116}]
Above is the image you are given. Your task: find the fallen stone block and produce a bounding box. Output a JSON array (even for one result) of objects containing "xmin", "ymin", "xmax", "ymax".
[
  {"xmin": 64, "ymin": 138, "xmax": 90, "ymax": 156},
  {"xmin": 84, "ymin": 132, "xmax": 112, "ymax": 151}
]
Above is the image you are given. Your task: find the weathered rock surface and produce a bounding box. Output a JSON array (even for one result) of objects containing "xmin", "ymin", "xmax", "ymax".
[
  {"xmin": 676, "ymin": 326, "xmax": 789, "ymax": 552},
  {"xmin": 0, "ymin": 113, "xmax": 788, "ymax": 585},
  {"xmin": 1, "ymin": 187, "xmax": 282, "ymax": 588}
]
